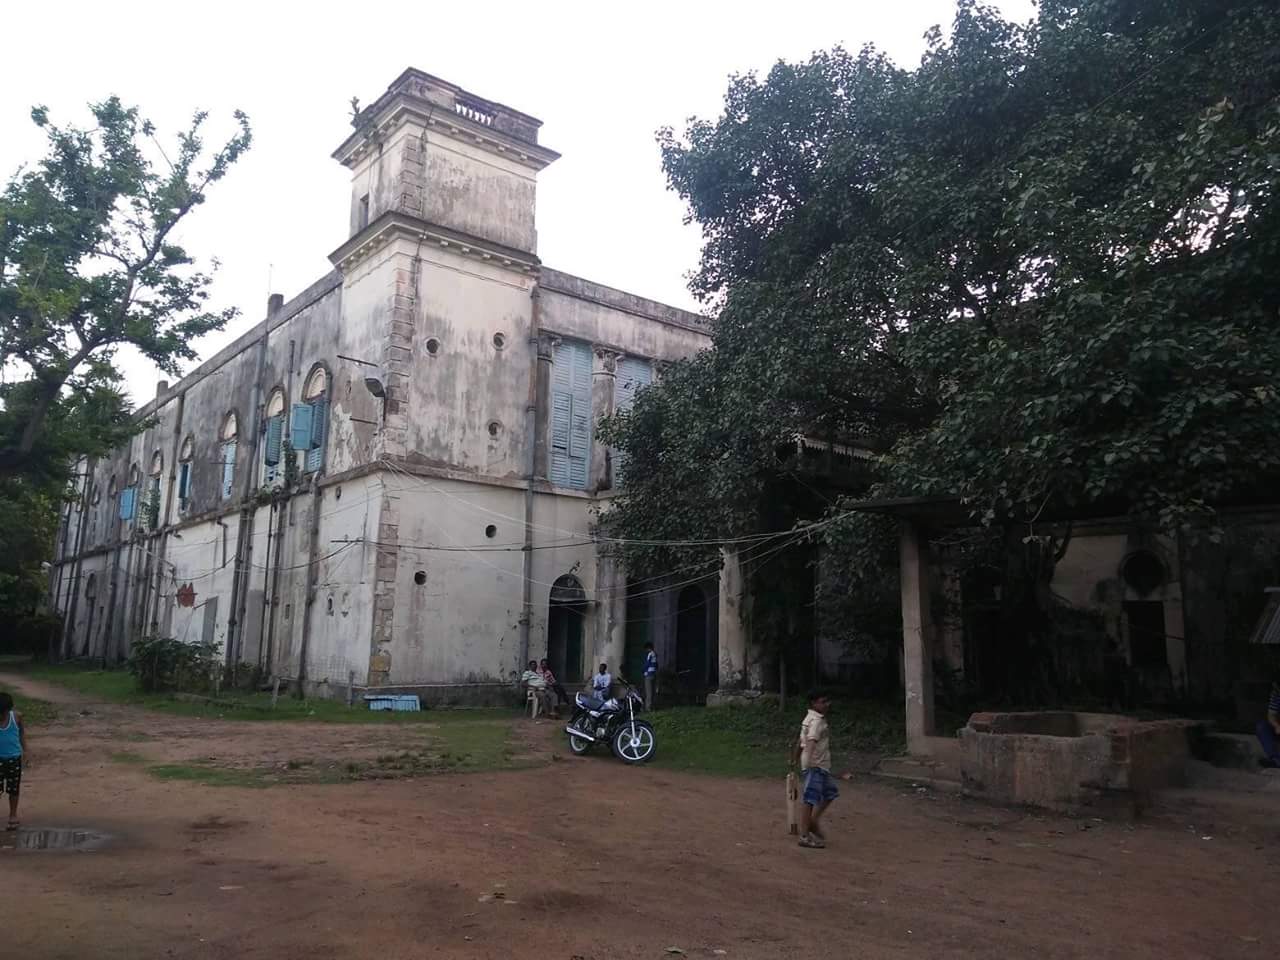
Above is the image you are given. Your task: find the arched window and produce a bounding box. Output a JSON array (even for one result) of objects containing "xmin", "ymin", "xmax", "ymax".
[
  {"xmin": 147, "ymin": 451, "xmax": 163, "ymax": 530},
  {"xmin": 292, "ymin": 366, "xmax": 330, "ymax": 474},
  {"xmin": 220, "ymin": 412, "xmax": 238, "ymax": 500},
  {"xmin": 263, "ymin": 387, "xmax": 286, "ymax": 484},
  {"xmin": 178, "ymin": 436, "xmax": 194, "ymax": 511}
]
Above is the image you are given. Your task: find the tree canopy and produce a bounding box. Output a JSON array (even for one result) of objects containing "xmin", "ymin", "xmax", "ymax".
[
  {"xmin": 0, "ymin": 97, "xmax": 251, "ymax": 481},
  {"xmin": 0, "ymin": 97, "xmax": 250, "ymax": 627},
  {"xmin": 600, "ymin": 0, "xmax": 1280, "ymax": 677}
]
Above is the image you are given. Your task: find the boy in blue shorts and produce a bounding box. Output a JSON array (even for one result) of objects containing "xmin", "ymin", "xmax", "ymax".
[{"xmin": 791, "ymin": 691, "xmax": 836, "ymax": 849}]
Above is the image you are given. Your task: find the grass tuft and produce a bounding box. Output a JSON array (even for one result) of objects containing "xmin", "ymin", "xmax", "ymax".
[{"xmin": 647, "ymin": 700, "xmax": 904, "ymax": 778}]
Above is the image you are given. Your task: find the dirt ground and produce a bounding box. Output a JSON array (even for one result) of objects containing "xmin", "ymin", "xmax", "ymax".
[{"xmin": 2, "ymin": 671, "xmax": 1275, "ymax": 960}]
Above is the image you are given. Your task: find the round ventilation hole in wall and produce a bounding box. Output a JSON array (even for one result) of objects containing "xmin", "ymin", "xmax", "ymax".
[
  {"xmin": 492, "ymin": 332, "xmax": 507, "ymax": 350},
  {"xmin": 485, "ymin": 524, "xmax": 497, "ymax": 539},
  {"xmin": 413, "ymin": 570, "xmax": 427, "ymax": 586},
  {"xmin": 488, "ymin": 420, "xmax": 502, "ymax": 438},
  {"xmin": 425, "ymin": 337, "xmax": 441, "ymax": 356}
]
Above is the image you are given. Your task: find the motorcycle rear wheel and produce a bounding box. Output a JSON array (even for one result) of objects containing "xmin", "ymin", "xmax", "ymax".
[{"xmin": 568, "ymin": 732, "xmax": 592, "ymax": 755}]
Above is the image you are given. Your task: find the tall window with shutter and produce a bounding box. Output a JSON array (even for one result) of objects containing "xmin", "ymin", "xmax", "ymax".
[
  {"xmin": 220, "ymin": 412, "xmax": 238, "ymax": 500},
  {"xmin": 178, "ymin": 436, "xmax": 194, "ymax": 511},
  {"xmin": 262, "ymin": 388, "xmax": 286, "ymax": 484},
  {"xmin": 550, "ymin": 339, "xmax": 592, "ymax": 489},
  {"xmin": 611, "ymin": 356, "xmax": 653, "ymax": 486},
  {"xmin": 292, "ymin": 366, "xmax": 329, "ymax": 475}
]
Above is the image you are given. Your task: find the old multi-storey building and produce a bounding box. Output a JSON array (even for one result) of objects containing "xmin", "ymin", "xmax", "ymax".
[{"xmin": 47, "ymin": 68, "xmax": 751, "ymax": 701}]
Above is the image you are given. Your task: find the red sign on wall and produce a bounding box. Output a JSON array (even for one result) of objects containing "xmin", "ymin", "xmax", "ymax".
[{"xmin": 176, "ymin": 583, "xmax": 197, "ymax": 608}]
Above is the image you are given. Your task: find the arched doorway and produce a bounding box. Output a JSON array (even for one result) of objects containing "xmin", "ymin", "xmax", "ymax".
[
  {"xmin": 676, "ymin": 585, "xmax": 711, "ymax": 697},
  {"xmin": 548, "ymin": 575, "xmax": 587, "ymax": 684}
]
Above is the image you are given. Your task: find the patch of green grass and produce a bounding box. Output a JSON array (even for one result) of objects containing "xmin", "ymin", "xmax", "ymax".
[
  {"xmin": 26, "ymin": 663, "xmax": 517, "ymax": 726},
  {"xmin": 109, "ymin": 751, "xmax": 147, "ymax": 764},
  {"xmin": 148, "ymin": 762, "xmax": 275, "ymax": 788},
  {"xmin": 12, "ymin": 695, "xmax": 58, "ymax": 724},
  {"xmin": 648, "ymin": 699, "xmax": 905, "ymax": 778}
]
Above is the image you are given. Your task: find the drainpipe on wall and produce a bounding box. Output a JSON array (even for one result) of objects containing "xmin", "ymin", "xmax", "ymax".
[
  {"xmin": 262, "ymin": 496, "xmax": 289, "ymax": 675},
  {"xmin": 261, "ymin": 337, "xmax": 296, "ymax": 677},
  {"xmin": 226, "ymin": 293, "xmax": 280, "ymax": 669},
  {"xmin": 295, "ymin": 477, "xmax": 324, "ymax": 696},
  {"xmin": 519, "ymin": 284, "xmax": 543, "ymax": 668},
  {"xmin": 150, "ymin": 389, "xmax": 186, "ymax": 636},
  {"xmin": 57, "ymin": 457, "xmax": 95, "ymax": 662}
]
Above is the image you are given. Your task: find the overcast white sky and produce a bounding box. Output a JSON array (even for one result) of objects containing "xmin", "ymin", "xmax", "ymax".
[{"xmin": 1, "ymin": 0, "xmax": 1031, "ymax": 406}]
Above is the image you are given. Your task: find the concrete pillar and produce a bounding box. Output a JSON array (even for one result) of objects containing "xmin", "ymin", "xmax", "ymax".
[
  {"xmin": 716, "ymin": 547, "xmax": 749, "ymax": 689},
  {"xmin": 590, "ymin": 348, "xmax": 618, "ymax": 492},
  {"xmin": 900, "ymin": 520, "xmax": 935, "ymax": 753},
  {"xmin": 594, "ymin": 548, "xmax": 627, "ymax": 676},
  {"xmin": 532, "ymin": 333, "xmax": 556, "ymax": 480}
]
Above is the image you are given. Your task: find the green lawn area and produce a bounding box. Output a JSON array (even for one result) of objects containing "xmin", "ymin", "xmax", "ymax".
[
  {"xmin": 648, "ymin": 700, "xmax": 905, "ymax": 778},
  {"xmin": 20, "ymin": 662, "xmax": 514, "ymax": 726},
  {"xmin": 11, "ymin": 693, "xmax": 58, "ymax": 724}
]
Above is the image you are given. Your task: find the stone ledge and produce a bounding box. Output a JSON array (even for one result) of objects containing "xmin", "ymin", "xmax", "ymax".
[{"xmin": 706, "ymin": 690, "xmax": 780, "ymax": 708}]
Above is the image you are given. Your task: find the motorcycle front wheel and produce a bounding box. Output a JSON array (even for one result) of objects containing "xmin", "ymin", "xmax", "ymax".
[{"xmin": 611, "ymin": 720, "xmax": 656, "ymax": 764}]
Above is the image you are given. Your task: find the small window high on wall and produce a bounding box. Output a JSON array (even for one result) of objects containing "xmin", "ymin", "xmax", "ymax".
[
  {"xmin": 263, "ymin": 388, "xmax": 286, "ymax": 484},
  {"xmin": 550, "ymin": 339, "xmax": 592, "ymax": 489},
  {"xmin": 178, "ymin": 436, "xmax": 194, "ymax": 511},
  {"xmin": 292, "ymin": 366, "xmax": 329, "ymax": 474},
  {"xmin": 220, "ymin": 412, "xmax": 238, "ymax": 500}
]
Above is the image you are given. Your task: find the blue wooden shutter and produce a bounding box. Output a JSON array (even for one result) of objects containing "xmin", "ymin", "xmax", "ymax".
[
  {"xmin": 119, "ymin": 487, "xmax": 136, "ymax": 521},
  {"xmin": 549, "ymin": 339, "xmax": 592, "ymax": 489},
  {"xmin": 221, "ymin": 441, "xmax": 236, "ymax": 499},
  {"xmin": 550, "ymin": 340, "xmax": 575, "ymax": 487},
  {"xmin": 289, "ymin": 403, "xmax": 313, "ymax": 451},
  {"xmin": 264, "ymin": 416, "xmax": 284, "ymax": 483},
  {"xmin": 178, "ymin": 463, "xmax": 191, "ymax": 505},
  {"xmin": 305, "ymin": 399, "xmax": 328, "ymax": 473},
  {"xmin": 611, "ymin": 358, "xmax": 653, "ymax": 486}
]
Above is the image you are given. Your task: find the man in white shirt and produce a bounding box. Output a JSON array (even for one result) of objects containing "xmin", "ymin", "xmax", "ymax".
[
  {"xmin": 591, "ymin": 663, "xmax": 613, "ymax": 701},
  {"xmin": 521, "ymin": 660, "xmax": 555, "ymax": 718}
]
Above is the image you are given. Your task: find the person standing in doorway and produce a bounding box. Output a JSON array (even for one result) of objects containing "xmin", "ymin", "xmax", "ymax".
[
  {"xmin": 0, "ymin": 692, "xmax": 28, "ymax": 831},
  {"xmin": 591, "ymin": 663, "xmax": 613, "ymax": 702},
  {"xmin": 643, "ymin": 643, "xmax": 659, "ymax": 709},
  {"xmin": 791, "ymin": 691, "xmax": 837, "ymax": 849}
]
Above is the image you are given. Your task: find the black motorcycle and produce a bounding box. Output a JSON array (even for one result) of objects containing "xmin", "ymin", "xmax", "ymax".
[{"xmin": 564, "ymin": 678, "xmax": 656, "ymax": 764}]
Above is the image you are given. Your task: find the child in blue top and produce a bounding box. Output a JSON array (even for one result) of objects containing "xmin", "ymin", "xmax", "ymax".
[{"xmin": 0, "ymin": 692, "xmax": 29, "ymax": 831}]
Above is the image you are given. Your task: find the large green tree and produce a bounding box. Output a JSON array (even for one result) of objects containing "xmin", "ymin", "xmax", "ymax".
[
  {"xmin": 602, "ymin": 0, "xmax": 1280, "ymax": 691},
  {"xmin": 0, "ymin": 98, "xmax": 251, "ymax": 629},
  {"xmin": 0, "ymin": 98, "xmax": 251, "ymax": 479}
]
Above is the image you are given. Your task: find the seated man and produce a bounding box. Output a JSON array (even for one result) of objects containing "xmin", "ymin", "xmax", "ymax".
[
  {"xmin": 539, "ymin": 658, "xmax": 569, "ymax": 708},
  {"xmin": 521, "ymin": 660, "xmax": 557, "ymax": 719},
  {"xmin": 1257, "ymin": 678, "xmax": 1280, "ymax": 769}
]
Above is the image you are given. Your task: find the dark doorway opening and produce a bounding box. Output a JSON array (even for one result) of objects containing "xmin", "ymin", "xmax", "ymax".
[
  {"xmin": 548, "ymin": 575, "xmax": 587, "ymax": 684},
  {"xmin": 676, "ymin": 585, "xmax": 718, "ymax": 703}
]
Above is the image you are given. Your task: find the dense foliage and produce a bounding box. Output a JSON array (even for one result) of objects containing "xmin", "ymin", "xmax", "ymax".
[
  {"xmin": 0, "ymin": 97, "xmax": 250, "ymax": 630},
  {"xmin": 602, "ymin": 0, "xmax": 1280, "ymax": 687}
]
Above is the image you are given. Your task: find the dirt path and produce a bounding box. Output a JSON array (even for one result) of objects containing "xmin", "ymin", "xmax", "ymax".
[{"xmin": 2, "ymin": 672, "xmax": 1275, "ymax": 960}]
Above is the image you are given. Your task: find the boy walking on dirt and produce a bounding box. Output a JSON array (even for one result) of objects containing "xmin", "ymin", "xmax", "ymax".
[
  {"xmin": 0, "ymin": 692, "xmax": 28, "ymax": 831},
  {"xmin": 791, "ymin": 692, "xmax": 836, "ymax": 849}
]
